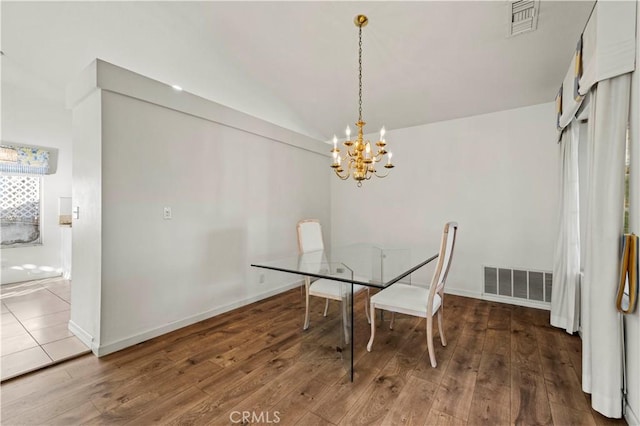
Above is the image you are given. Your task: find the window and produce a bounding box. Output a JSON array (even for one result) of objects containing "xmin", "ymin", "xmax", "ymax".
[{"xmin": 0, "ymin": 175, "xmax": 42, "ymax": 247}]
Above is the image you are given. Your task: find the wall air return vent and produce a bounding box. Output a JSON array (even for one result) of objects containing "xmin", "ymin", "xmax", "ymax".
[
  {"xmin": 508, "ymin": 0, "xmax": 539, "ymax": 37},
  {"xmin": 483, "ymin": 265, "xmax": 552, "ymax": 308}
]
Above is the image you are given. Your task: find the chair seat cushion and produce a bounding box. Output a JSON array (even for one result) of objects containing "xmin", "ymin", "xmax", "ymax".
[
  {"xmin": 370, "ymin": 283, "xmax": 442, "ymax": 318},
  {"xmin": 309, "ymin": 277, "xmax": 369, "ymax": 300}
]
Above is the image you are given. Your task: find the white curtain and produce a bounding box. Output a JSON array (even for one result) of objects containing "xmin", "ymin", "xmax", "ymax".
[
  {"xmin": 582, "ymin": 74, "xmax": 631, "ymax": 418},
  {"xmin": 551, "ymin": 122, "xmax": 581, "ymax": 333}
]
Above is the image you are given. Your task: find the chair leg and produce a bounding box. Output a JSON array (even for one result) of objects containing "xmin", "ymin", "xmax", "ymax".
[
  {"xmin": 426, "ymin": 315, "xmax": 437, "ymax": 368},
  {"xmin": 367, "ymin": 303, "xmax": 376, "ymax": 352},
  {"xmin": 323, "ymin": 299, "xmax": 330, "ymax": 317},
  {"xmin": 364, "ymin": 289, "xmax": 371, "ymax": 324},
  {"xmin": 437, "ymin": 308, "xmax": 447, "ymax": 347},
  {"xmin": 390, "ymin": 312, "xmax": 395, "ymax": 330}
]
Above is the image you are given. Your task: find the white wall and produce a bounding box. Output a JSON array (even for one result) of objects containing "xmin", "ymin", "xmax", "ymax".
[
  {"xmin": 68, "ymin": 60, "xmax": 330, "ymax": 355},
  {"xmin": 69, "ymin": 88, "xmax": 102, "ymax": 348},
  {"xmin": 1, "ymin": 80, "xmax": 72, "ymax": 284},
  {"xmin": 331, "ymin": 102, "xmax": 558, "ymax": 298}
]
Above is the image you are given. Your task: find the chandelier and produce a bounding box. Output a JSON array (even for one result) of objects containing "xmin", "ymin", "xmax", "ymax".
[{"xmin": 331, "ymin": 14, "xmax": 394, "ymax": 187}]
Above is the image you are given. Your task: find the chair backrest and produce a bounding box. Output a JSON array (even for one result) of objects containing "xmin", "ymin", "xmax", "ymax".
[
  {"xmin": 297, "ymin": 219, "xmax": 325, "ymax": 254},
  {"xmin": 297, "ymin": 219, "xmax": 326, "ymax": 277},
  {"xmin": 428, "ymin": 222, "xmax": 458, "ymax": 304}
]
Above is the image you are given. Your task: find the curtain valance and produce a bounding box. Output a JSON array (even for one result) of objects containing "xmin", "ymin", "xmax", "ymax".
[
  {"xmin": 557, "ymin": 38, "xmax": 584, "ymax": 130},
  {"xmin": 556, "ymin": 0, "xmax": 636, "ymax": 134},
  {"xmin": 0, "ymin": 145, "xmax": 51, "ymax": 175}
]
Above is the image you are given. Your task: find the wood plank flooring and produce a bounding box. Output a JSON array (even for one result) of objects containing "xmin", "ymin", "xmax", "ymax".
[{"xmin": 0, "ymin": 288, "xmax": 628, "ymax": 425}]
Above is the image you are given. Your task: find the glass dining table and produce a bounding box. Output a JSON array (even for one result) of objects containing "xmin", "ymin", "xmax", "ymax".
[{"xmin": 251, "ymin": 244, "xmax": 438, "ymax": 381}]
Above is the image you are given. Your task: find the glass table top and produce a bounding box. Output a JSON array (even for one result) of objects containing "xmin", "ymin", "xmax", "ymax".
[{"xmin": 252, "ymin": 244, "xmax": 439, "ymax": 288}]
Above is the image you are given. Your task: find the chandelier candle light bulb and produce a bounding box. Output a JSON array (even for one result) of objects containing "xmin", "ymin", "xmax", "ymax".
[{"xmin": 331, "ymin": 14, "xmax": 394, "ymax": 187}]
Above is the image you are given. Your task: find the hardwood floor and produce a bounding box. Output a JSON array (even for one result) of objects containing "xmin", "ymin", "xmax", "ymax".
[{"xmin": 0, "ymin": 288, "xmax": 628, "ymax": 425}]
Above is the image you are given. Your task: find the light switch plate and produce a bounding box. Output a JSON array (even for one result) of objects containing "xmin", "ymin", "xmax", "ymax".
[{"xmin": 163, "ymin": 207, "xmax": 172, "ymax": 220}]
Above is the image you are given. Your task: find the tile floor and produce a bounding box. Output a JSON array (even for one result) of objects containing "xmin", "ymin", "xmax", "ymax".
[{"xmin": 1, "ymin": 278, "xmax": 90, "ymax": 381}]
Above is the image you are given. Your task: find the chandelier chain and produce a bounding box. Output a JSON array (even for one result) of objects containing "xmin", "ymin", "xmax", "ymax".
[{"xmin": 358, "ymin": 25, "xmax": 363, "ymax": 123}]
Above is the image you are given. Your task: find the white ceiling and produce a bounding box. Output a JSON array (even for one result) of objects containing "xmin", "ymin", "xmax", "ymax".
[{"xmin": 1, "ymin": 1, "xmax": 595, "ymax": 141}]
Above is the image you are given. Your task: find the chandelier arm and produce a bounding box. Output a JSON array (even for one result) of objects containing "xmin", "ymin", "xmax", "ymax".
[
  {"xmin": 373, "ymin": 170, "xmax": 391, "ymax": 179},
  {"xmin": 341, "ymin": 158, "xmax": 356, "ymax": 180},
  {"xmin": 335, "ymin": 168, "xmax": 350, "ymax": 180}
]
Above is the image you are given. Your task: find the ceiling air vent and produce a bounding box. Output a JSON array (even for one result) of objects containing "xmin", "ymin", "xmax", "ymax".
[{"xmin": 508, "ymin": 0, "xmax": 539, "ymax": 37}]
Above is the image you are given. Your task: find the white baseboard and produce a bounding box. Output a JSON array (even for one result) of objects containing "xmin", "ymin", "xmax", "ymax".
[
  {"xmin": 95, "ymin": 280, "xmax": 302, "ymax": 357},
  {"xmin": 1, "ymin": 271, "xmax": 63, "ymax": 286},
  {"xmin": 626, "ymin": 402, "xmax": 640, "ymax": 426},
  {"xmin": 444, "ymin": 287, "xmax": 551, "ymax": 311},
  {"xmin": 480, "ymin": 293, "xmax": 551, "ymax": 310},
  {"xmin": 68, "ymin": 320, "xmax": 97, "ymax": 353},
  {"xmin": 444, "ymin": 287, "xmax": 481, "ymax": 299}
]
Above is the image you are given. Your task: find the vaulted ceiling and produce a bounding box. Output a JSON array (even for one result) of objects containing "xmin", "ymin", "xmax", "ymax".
[{"xmin": 1, "ymin": 1, "xmax": 594, "ymax": 141}]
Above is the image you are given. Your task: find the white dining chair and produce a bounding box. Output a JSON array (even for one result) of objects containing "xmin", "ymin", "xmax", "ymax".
[
  {"xmin": 366, "ymin": 221, "xmax": 458, "ymax": 368},
  {"xmin": 297, "ymin": 219, "xmax": 370, "ymax": 331}
]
